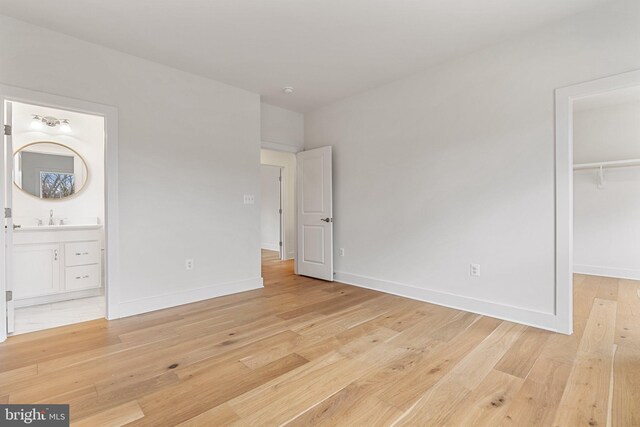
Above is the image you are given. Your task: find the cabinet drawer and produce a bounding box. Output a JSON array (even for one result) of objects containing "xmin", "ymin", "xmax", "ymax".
[
  {"xmin": 65, "ymin": 241, "xmax": 100, "ymax": 267},
  {"xmin": 65, "ymin": 264, "xmax": 101, "ymax": 290}
]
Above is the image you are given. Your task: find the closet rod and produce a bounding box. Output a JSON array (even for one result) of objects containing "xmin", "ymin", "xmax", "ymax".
[{"xmin": 573, "ymin": 158, "xmax": 640, "ymax": 170}]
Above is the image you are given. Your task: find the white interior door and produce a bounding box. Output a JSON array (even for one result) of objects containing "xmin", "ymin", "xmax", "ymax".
[
  {"xmin": 296, "ymin": 146, "xmax": 333, "ymax": 281},
  {"xmin": 3, "ymin": 101, "xmax": 14, "ymax": 335}
]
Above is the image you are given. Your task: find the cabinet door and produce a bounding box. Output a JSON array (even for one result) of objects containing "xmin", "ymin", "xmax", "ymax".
[{"xmin": 14, "ymin": 244, "xmax": 61, "ymax": 299}]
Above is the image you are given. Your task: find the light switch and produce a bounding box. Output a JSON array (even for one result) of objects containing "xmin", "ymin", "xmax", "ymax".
[{"xmin": 244, "ymin": 194, "xmax": 255, "ymax": 205}]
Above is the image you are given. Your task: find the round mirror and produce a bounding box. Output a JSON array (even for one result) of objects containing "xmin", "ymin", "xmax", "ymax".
[{"xmin": 13, "ymin": 142, "xmax": 88, "ymax": 200}]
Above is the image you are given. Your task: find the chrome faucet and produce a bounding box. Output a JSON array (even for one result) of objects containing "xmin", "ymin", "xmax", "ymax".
[
  {"xmin": 48, "ymin": 209, "xmax": 54, "ymax": 226},
  {"xmin": 36, "ymin": 218, "xmax": 43, "ymax": 226}
]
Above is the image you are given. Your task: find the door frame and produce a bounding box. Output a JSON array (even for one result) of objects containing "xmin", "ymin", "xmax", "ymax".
[
  {"xmin": 554, "ymin": 68, "xmax": 640, "ymax": 335},
  {"xmin": 259, "ymin": 164, "xmax": 284, "ymax": 259},
  {"xmin": 0, "ymin": 85, "xmax": 120, "ymax": 342},
  {"xmin": 260, "ymin": 143, "xmax": 301, "ymax": 271}
]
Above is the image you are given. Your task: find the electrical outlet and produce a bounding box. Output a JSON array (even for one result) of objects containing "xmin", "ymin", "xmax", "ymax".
[
  {"xmin": 470, "ymin": 264, "xmax": 480, "ymax": 277},
  {"xmin": 186, "ymin": 259, "xmax": 194, "ymax": 270},
  {"xmin": 339, "ymin": 248, "xmax": 345, "ymax": 257},
  {"xmin": 243, "ymin": 194, "xmax": 255, "ymax": 205}
]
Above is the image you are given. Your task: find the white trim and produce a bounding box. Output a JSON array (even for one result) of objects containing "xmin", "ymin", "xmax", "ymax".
[
  {"xmin": 117, "ymin": 277, "xmax": 263, "ymax": 317},
  {"xmin": 0, "ymin": 99, "xmax": 6, "ymax": 342},
  {"xmin": 0, "ymin": 84, "xmax": 120, "ymax": 342},
  {"xmin": 335, "ymin": 272, "xmax": 563, "ymax": 332},
  {"xmin": 261, "ymin": 140, "xmax": 302, "ymax": 153},
  {"xmin": 555, "ymin": 69, "xmax": 640, "ymax": 336},
  {"xmin": 261, "ymin": 243, "xmax": 280, "ymax": 252},
  {"xmin": 14, "ymin": 287, "xmax": 102, "ymax": 308},
  {"xmin": 574, "ymin": 265, "xmax": 640, "ymax": 281},
  {"xmin": 261, "ymin": 149, "xmax": 297, "ymax": 263}
]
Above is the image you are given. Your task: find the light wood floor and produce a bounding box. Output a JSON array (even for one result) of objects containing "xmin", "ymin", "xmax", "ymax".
[{"xmin": 0, "ymin": 250, "xmax": 638, "ymax": 426}]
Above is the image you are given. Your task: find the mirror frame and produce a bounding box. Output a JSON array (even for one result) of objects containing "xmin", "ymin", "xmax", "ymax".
[{"xmin": 13, "ymin": 141, "xmax": 90, "ymax": 202}]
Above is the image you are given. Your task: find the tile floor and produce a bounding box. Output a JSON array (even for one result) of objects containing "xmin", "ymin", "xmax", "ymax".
[{"xmin": 13, "ymin": 295, "xmax": 105, "ymax": 335}]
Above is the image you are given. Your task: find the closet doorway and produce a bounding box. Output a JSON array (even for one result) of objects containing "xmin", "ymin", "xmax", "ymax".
[{"xmin": 555, "ymin": 69, "xmax": 640, "ymax": 335}]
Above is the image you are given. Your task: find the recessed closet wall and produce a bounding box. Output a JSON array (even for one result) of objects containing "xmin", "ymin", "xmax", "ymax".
[{"xmin": 573, "ymin": 94, "xmax": 640, "ymax": 280}]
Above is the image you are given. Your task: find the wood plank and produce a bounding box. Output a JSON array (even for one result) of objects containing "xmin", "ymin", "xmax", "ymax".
[
  {"xmin": 501, "ymin": 358, "xmax": 572, "ymax": 426},
  {"xmin": 611, "ymin": 344, "xmax": 640, "ymax": 426},
  {"xmin": 615, "ymin": 278, "xmax": 640, "ymax": 349},
  {"xmin": 228, "ymin": 351, "xmax": 373, "ymax": 425},
  {"xmin": 495, "ymin": 327, "xmax": 551, "ymax": 378},
  {"xmin": 175, "ymin": 404, "xmax": 240, "ymax": 427},
  {"xmin": 392, "ymin": 322, "xmax": 525, "ymax": 425},
  {"xmin": 379, "ymin": 316, "xmax": 503, "ymax": 410},
  {"xmin": 444, "ymin": 369, "xmax": 524, "ymax": 426},
  {"xmin": 133, "ymin": 353, "xmax": 309, "ymax": 426},
  {"xmin": 284, "ymin": 384, "xmax": 403, "ymax": 426},
  {"xmin": 553, "ymin": 298, "xmax": 617, "ymax": 427},
  {"xmin": 71, "ymin": 401, "xmax": 144, "ymax": 426}
]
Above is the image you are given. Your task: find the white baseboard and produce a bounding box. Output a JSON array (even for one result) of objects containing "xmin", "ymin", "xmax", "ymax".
[
  {"xmin": 334, "ymin": 271, "xmax": 567, "ymax": 334},
  {"xmin": 15, "ymin": 287, "xmax": 103, "ymax": 308},
  {"xmin": 118, "ymin": 277, "xmax": 263, "ymax": 318},
  {"xmin": 261, "ymin": 243, "xmax": 280, "ymax": 252},
  {"xmin": 574, "ymin": 265, "xmax": 640, "ymax": 281}
]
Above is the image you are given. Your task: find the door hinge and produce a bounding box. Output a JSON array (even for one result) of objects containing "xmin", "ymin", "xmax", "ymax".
[
  {"xmin": 278, "ymin": 176, "xmax": 282, "ymax": 182},
  {"xmin": 4, "ymin": 208, "xmax": 11, "ymax": 219},
  {"xmin": 6, "ymin": 291, "xmax": 12, "ymax": 302},
  {"xmin": 3, "ymin": 124, "xmax": 11, "ymax": 136},
  {"xmin": 279, "ymin": 208, "xmax": 282, "ymax": 214},
  {"xmin": 279, "ymin": 241, "xmax": 283, "ymax": 247}
]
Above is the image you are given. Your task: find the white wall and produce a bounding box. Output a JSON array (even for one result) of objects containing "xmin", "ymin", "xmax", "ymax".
[
  {"xmin": 260, "ymin": 165, "xmax": 281, "ymax": 252},
  {"xmin": 0, "ymin": 15, "xmax": 262, "ymax": 316},
  {"xmin": 261, "ymin": 103, "xmax": 304, "ymax": 151},
  {"xmin": 261, "ymin": 149, "xmax": 296, "ymax": 260},
  {"xmin": 304, "ymin": 0, "xmax": 640, "ymax": 331},
  {"xmin": 11, "ymin": 102, "xmax": 105, "ymax": 226},
  {"xmin": 574, "ymin": 101, "xmax": 640, "ymax": 164},
  {"xmin": 573, "ymin": 99, "xmax": 640, "ymax": 280}
]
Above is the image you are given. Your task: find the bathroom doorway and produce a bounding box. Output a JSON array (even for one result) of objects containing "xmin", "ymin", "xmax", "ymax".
[{"xmin": 1, "ymin": 85, "xmax": 119, "ymax": 341}]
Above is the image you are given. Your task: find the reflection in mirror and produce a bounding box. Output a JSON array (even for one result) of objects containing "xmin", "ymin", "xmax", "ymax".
[{"xmin": 13, "ymin": 142, "xmax": 88, "ymax": 200}]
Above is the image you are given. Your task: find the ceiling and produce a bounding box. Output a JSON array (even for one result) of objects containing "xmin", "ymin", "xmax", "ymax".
[
  {"xmin": 574, "ymin": 85, "xmax": 640, "ymax": 111},
  {"xmin": 0, "ymin": 0, "xmax": 611, "ymax": 112}
]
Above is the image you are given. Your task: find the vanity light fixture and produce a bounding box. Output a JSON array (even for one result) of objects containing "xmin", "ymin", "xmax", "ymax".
[
  {"xmin": 59, "ymin": 119, "xmax": 71, "ymax": 133},
  {"xmin": 30, "ymin": 114, "xmax": 71, "ymax": 132},
  {"xmin": 30, "ymin": 115, "xmax": 44, "ymax": 130}
]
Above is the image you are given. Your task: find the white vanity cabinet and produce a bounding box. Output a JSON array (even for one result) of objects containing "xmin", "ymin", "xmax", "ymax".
[
  {"xmin": 13, "ymin": 225, "xmax": 103, "ymax": 307},
  {"xmin": 14, "ymin": 243, "xmax": 61, "ymax": 299}
]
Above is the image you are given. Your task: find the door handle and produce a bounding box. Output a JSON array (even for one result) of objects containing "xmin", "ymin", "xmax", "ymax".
[{"xmin": 320, "ymin": 218, "xmax": 332, "ymax": 223}]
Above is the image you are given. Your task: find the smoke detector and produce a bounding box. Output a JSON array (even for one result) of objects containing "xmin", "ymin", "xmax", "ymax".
[{"xmin": 282, "ymin": 87, "xmax": 295, "ymax": 95}]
